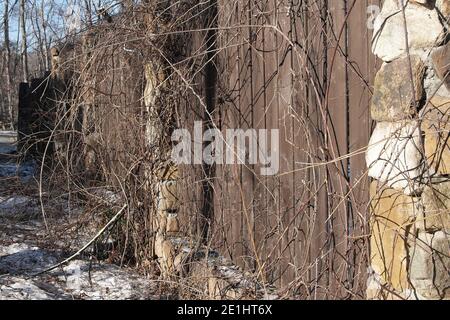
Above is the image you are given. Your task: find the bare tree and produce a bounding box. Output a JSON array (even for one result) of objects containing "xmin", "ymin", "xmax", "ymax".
[
  {"xmin": 3, "ymin": 0, "xmax": 14, "ymax": 128},
  {"xmin": 19, "ymin": 0, "xmax": 29, "ymax": 83},
  {"xmin": 40, "ymin": 0, "xmax": 50, "ymax": 70}
]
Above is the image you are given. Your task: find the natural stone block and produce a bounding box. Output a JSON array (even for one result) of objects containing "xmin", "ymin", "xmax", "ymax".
[
  {"xmin": 369, "ymin": 182, "xmax": 419, "ymax": 292},
  {"xmin": 431, "ymin": 44, "xmax": 450, "ymax": 91},
  {"xmin": 420, "ymin": 181, "xmax": 450, "ymax": 232},
  {"xmin": 371, "ymin": 56, "xmax": 425, "ymax": 121},
  {"xmin": 158, "ymin": 180, "xmax": 179, "ymax": 212},
  {"xmin": 424, "ymin": 64, "xmax": 450, "ymax": 101},
  {"xmin": 437, "ymin": 0, "xmax": 450, "ymax": 16},
  {"xmin": 366, "ymin": 121, "xmax": 426, "ymax": 195},
  {"xmin": 366, "ymin": 269, "xmax": 383, "ymax": 300},
  {"xmin": 145, "ymin": 118, "xmax": 163, "ymax": 147},
  {"xmin": 154, "ymin": 233, "xmax": 165, "ymax": 258},
  {"xmin": 50, "ymin": 47, "xmax": 59, "ymax": 57},
  {"xmin": 156, "ymin": 210, "xmax": 167, "ymax": 233},
  {"xmin": 410, "ymin": 231, "xmax": 450, "ymax": 299},
  {"xmin": 143, "ymin": 63, "xmax": 165, "ymax": 108},
  {"xmin": 372, "ymin": 1, "xmax": 446, "ymax": 62},
  {"xmin": 208, "ymin": 276, "xmax": 240, "ymax": 300},
  {"xmin": 161, "ymin": 239, "xmax": 175, "ymax": 273},
  {"xmin": 174, "ymin": 251, "xmax": 188, "ymax": 273},
  {"xmin": 421, "ymin": 96, "xmax": 450, "ymax": 174},
  {"xmin": 185, "ymin": 261, "xmax": 240, "ymax": 299},
  {"xmin": 166, "ymin": 214, "xmax": 180, "ymax": 233},
  {"xmin": 156, "ymin": 164, "xmax": 179, "ymax": 180},
  {"xmin": 154, "ymin": 233, "xmax": 175, "ymax": 275}
]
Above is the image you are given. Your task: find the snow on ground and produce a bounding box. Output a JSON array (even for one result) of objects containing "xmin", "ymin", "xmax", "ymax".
[
  {"xmin": 0, "ymin": 140, "xmax": 269, "ymax": 300},
  {"xmin": 0, "ymin": 201, "xmax": 160, "ymax": 300},
  {"xmin": 0, "ymin": 251, "xmax": 159, "ymax": 300},
  {"xmin": 0, "ymin": 143, "xmax": 16, "ymax": 155},
  {"xmin": 0, "ymin": 142, "xmax": 35, "ymax": 182},
  {"xmin": 0, "ymin": 159, "xmax": 36, "ymax": 182},
  {"xmin": 0, "ymin": 142, "xmax": 160, "ymax": 300},
  {"xmin": 0, "ymin": 228, "xmax": 160, "ymax": 300},
  {"xmin": 0, "ymin": 196, "xmax": 38, "ymax": 217}
]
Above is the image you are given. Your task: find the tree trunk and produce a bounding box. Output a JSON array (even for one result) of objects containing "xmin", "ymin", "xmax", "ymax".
[
  {"xmin": 41, "ymin": 0, "xmax": 50, "ymax": 71},
  {"xmin": 3, "ymin": 0, "xmax": 14, "ymax": 128},
  {"xmin": 20, "ymin": 0, "xmax": 29, "ymax": 83}
]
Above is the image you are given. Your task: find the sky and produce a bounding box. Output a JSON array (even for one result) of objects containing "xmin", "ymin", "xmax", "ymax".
[{"xmin": 0, "ymin": 0, "xmax": 121, "ymax": 50}]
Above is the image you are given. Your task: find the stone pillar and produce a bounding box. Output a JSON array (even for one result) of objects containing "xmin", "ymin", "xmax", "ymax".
[
  {"xmin": 80, "ymin": 31, "xmax": 98, "ymax": 179},
  {"xmin": 50, "ymin": 47, "xmax": 61, "ymax": 79},
  {"xmin": 367, "ymin": 0, "xmax": 449, "ymax": 299},
  {"xmin": 143, "ymin": 61, "xmax": 182, "ymax": 277},
  {"xmin": 50, "ymin": 46, "xmax": 69, "ymax": 164}
]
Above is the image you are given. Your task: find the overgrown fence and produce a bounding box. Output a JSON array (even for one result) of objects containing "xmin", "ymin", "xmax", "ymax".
[
  {"xmin": 21, "ymin": 0, "xmax": 383, "ymax": 299},
  {"xmin": 180, "ymin": 0, "xmax": 380, "ymax": 298}
]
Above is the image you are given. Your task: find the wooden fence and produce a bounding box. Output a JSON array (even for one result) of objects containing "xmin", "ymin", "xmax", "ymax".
[
  {"xmin": 179, "ymin": 0, "xmax": 382, "ymax": 299},
  {"xmin": 24, "ymin": 0, "xmax": 383, "ymax": 299}
]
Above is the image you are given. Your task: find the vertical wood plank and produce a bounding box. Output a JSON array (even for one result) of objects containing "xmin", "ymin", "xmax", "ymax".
[
  {"xmin": 347, "ymin": 0, "xmax": 373, "ymax": 298},
  {"xmin": 276, "ymin": 0, "xmax": 296, "ymax": 286}
]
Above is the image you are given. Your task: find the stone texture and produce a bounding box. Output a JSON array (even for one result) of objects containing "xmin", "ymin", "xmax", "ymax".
[
  {"xmin": 366, "ymin": 121, "xmax": 426, "ymax": 195},
  {"xmin": 154, "ymin": 233, "xmax": 175, "ymax": 274},
  {"xmin": 84, "ymin": 133, "xmax": 102, "ymax": 178},
  {"xmin": 420, "ymin": 181, "xmax": 450, "ymax": 232},
  {"xmin": 436, "ymin": 0, "xmax": 450, "ymax": 16},
  {"xmin": 145, "ymin": 118, "xmax": 163, "ymax": 147},
  {"xmin": 166, "ymin": 214, "xmax": 180, "ymax": 233},
  {"xmin": 154, "ymin": 233, "xmax": 165, "ymax": 258},
  {"xmin": 431, "ymin": 44, "xmax": 450, "ymax": 91},
  {"xmin": 421, "ymin": 96, "xmax": 450, "ymax": 175},
  {"xmin": 156, "ymin": 164, "xmax": 179, "ymax": 180},
  {"xmin": 161, "ymin": 239, "xmax": 175, "ymax": 273},
  {"xmin": 368, "ymin": 0, "xmax": 450, "ymax": 301},
  {"xmin": 369, "ymin": 182, "xmax": 419, "ymax": 292},
  {"xmin": 143, "ymin": 63, "xmax": 165, "ymax": 108},
  {"xmin": 158, "ymin": 180, "xmax": 179, "ymax": 212},
  {"xmin": 424, "ymin": 62, "xmax": 450, "ymax": 99},
  {"xmin": 174, "ymin": 251, "xmax": 188, "ymax": 273},
  {"xmin": 410, "ymin": 231, "xmax": 450, "ymax": 299},
  {"xmin": 372, "ymin": 1, "xmax": 446, "ymax": 62},
  {"xmin": 156, "ymin": 210, "xmax": 168, "ymax": 233},
  {"xmin": 366, "ymin": 269, "xmax": 383, "ymax": 300},
  {"xmin": 208, "ymin": 276, "xmax": 240, "ymax": 300},
  {"xmin": 50, "ymin": 47, "xmax": 61, "ymax": 79},
  {"xmin": 371, "ymin": 56, "xmax": 425, "ymax": 121}
]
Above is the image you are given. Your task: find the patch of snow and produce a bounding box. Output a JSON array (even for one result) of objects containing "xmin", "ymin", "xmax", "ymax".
[
  {"xmin": 0, "ymin": 243, "xmax": 58, "ymax": 275},
  {"xmin": 0, "ymin": 196, "xmax": 37, "ymax": 217},
  {"xmin": 54, "ymin": 260, "xmax": 156, "ymax": 300},
  {"xmin": 0, "ymin": 245, "xmax": 159, "ymax": 300},
  {"xmin": 0, "ymin": 160, "xmax": 35, "ymax": 182},
  {"xmin": 0, "ymin": 277, "xmax": 56, "ymax": 300},
  {"xmin": 0, "ymin": 144, "xmax": 16, "ymax": 155}
]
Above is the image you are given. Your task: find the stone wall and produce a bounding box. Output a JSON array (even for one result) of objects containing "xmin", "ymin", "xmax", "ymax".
[{"xmin": 367, "ymin": 0, "xmax": 449, "ymax": 299}]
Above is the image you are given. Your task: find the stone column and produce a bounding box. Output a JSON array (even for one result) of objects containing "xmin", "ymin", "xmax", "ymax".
[
  {"xmin": 50, "ymin": 46, "xmax": 70, "ymax": 162},
  {"xmin": 80, "ymin": 31, "xmax": 100, "ymax": 180},
  {"xmin": 367, "ymin": 0, "xmax": 449, "ymax": 299},
  {"xmin": 143, "ymin": 61, "xmax": 182, "ymax": 277}
]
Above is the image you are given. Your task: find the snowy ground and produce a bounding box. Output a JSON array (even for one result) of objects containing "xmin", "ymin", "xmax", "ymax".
[
  {"xmin": 0, "ymin": 138, "xmax": 274, "ymax": 300},
  {"xmin": 0, "ymin": 140, "xmax": 160, "ymax": 300}
]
